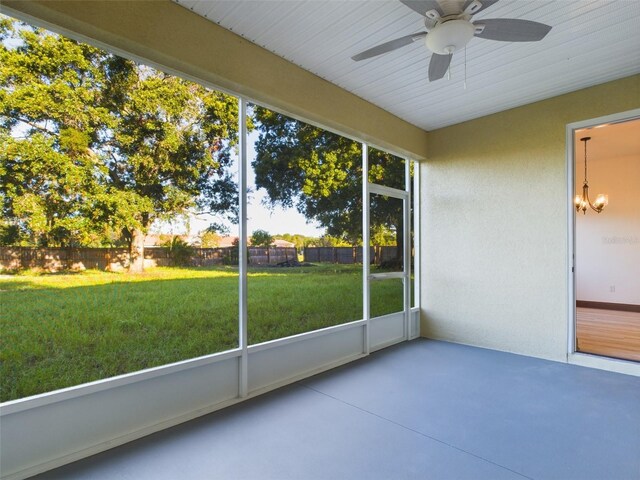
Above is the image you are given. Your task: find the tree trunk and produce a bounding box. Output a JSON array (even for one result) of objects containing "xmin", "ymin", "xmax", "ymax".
[{"xmin": 129, "ymin": 228, "xmax": 145, "ymax": 273}]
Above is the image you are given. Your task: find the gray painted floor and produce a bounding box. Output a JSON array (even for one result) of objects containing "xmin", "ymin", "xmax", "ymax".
[{"xmin": 34, "ymin": 340, "xmax": 640, "ymax": 480}]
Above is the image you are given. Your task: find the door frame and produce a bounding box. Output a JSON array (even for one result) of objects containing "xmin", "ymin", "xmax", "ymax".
[
  {"xmin": 566, "ymin": 108, "xmax": 640, "ymax": 376},
  {"xmin": 362, "ymin": 145, "xmax": 413, "ymax": 355}
]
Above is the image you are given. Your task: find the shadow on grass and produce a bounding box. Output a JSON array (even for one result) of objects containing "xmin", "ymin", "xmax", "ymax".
[{"xmin": 0, "ymin": 278, "xmax": 38, "ymax": 291}]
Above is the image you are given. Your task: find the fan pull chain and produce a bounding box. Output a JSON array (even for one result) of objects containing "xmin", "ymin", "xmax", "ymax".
[{"xmin": 464, "ymin": 45, "xmax": 467, "ymax": 90}]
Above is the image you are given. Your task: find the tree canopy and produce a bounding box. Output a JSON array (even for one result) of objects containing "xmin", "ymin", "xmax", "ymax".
[
  {"xmin": 252, "ymin": 106, "xmax": 407, "ymax": 255},
  {"xmin": 250, "ymin": 229, "xmax": 273, "ymax": 247},
  {"xmin": 0, "ymin": 18, "xmax": 239, "ymax": 271}
]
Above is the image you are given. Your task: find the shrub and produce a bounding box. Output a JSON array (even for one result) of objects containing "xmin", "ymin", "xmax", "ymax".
[{"xmin": 163, "ymin": 237, "xmax": 195, "ymax": 267}]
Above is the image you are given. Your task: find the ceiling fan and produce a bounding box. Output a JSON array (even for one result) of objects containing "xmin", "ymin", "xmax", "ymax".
[{"xmin": 351, "ymin": 0, "xmax": 552, "ymax": 81}]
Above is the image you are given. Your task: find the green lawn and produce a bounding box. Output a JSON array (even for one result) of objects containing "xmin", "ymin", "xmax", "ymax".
[{"xmin": 0, "ymin": 265, "xmax": 403, "ymax": 402}]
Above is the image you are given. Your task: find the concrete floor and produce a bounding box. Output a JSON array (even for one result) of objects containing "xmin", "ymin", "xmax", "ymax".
[{"xmin": 34, "ymin": 340, "xmax": 640, "ymax": 480}]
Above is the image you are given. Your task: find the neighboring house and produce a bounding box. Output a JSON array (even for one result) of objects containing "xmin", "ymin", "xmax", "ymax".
[
  {"xmin": 144, "ymin": 234, "xmax": 201, "ymax": 247},
  {"xmin": 216, "ymin": 236, "xmax": 238, "ymax": 248},
  {"xmin": 271, "ymin": 239, "xmax": 295, "ymax": 248},
  {"xmin": 213, "ymin": 236, "xmax": 295, "ymax": 248},
  {"xmin": 143, "ymin": 234, "xmax": 172, "ymax": 247}
]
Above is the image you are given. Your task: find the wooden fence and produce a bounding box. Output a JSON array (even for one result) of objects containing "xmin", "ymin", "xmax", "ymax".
[
  {"xmin": 247, "ymin": 247, "xmax": 297, "ymax": 266},
  {"xmin": 303, "ymin": 246, "xmax": 398, "ymax": 265},
  {"xmin": 0, "ymin": 247, "xmax": 133, "ymax": 272},
  {"xmin": 0, "ymin": 246, "xmax": 298, "ymax": 272},
  {"xmin": 0, "ymin": 245, "xmax": 401, "ymax": 271}
]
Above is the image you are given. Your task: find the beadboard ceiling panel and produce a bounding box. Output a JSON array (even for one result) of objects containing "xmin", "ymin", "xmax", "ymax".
[{"xmin": 174, "ymin": 0, "xmax": 640, "ymax": 131}]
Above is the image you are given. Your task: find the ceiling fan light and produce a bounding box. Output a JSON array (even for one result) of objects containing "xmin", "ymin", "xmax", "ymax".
[{"xmin": 426, "ymin": 19, "xmax": 475, "ymax": 55}]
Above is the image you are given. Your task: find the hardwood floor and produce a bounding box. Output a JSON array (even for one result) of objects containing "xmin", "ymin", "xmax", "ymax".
[{"xmin": 576, "ymin": 307, "xmax": 640, "ymax": 362}]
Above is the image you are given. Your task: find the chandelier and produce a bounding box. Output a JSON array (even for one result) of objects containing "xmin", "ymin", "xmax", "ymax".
[{"xmin": 575, "ymin": 136, "xmax": 608, "ymax": 215}]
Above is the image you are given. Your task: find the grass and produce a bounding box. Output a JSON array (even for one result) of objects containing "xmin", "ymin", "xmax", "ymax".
[{"xmin": 0, "ymin": 265, "xmax": 403, "ymax": 402}]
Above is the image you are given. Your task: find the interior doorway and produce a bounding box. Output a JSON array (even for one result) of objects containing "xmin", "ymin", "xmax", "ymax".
[{"xmin": 571, "ymin": 116, "xmax": 640, "ymax": 363}]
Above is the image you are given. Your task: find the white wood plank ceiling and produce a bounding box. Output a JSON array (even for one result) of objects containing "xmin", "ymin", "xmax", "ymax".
[{"xmin": 174, "ymin": 0, "xmax": 640, "ymax": 131}]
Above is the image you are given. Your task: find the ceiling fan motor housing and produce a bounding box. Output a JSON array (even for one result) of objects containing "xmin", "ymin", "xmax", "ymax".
[{"xmin": 426, "ymin": 19, "xmax": 475, "ymax": 54}]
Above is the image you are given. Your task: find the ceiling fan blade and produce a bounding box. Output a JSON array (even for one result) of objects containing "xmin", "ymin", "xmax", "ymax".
[
  {"xmin": 428, "ymin": 53, "xmax": 452, "ymax": 81},
  {"xmin": 399, "ymin": 0, "xmax": 444, "ymax": 17},
  {"xmin": 352, "ymin": 32, "xmax": 427, "ymax": 61},
  {"xmin": 474, "ymin": 18, "xmax": 552, "ymax": 42},
  {"xmin": 463, "ymin": 0, "xmax": 499, "ymax": 16}
]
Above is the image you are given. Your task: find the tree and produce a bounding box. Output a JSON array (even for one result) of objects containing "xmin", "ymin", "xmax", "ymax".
[
  {"xmin": 306, "ymin": 234, "xmax": 352, "ymax": 248},
  {"xmin": 252, "ymin": 107, "xmax": 407, "ymax": 262},
  {"xmin": 1, "ymin": 18, "xmax": 113, "ymax": 247},
  {"xmin": 0, "ymin": 18, "xmax": 239, "ymax": 271},
  {"xmin": 163, "ymin": 236, "xmax": 195, "ymax": 267},
  {"xmin": 370, "ymin": 224, "xmax": 397, "ymax": 247},
  {"xmin": 250, "ymin": 229, "xmax": 273, "ymax": 247},
  {"xmin": 199, "ymin": 230, "xmax": 221, "ymax": 248}
]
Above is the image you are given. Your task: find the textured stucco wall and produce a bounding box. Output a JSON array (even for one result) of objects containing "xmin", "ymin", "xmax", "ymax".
[{"xmin": 421, "ymin": 75, "xmax": 640, "ymax": 362}]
